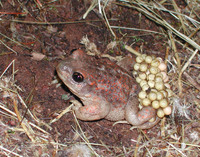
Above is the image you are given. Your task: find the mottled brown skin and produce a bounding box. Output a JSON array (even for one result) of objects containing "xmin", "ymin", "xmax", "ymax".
[{"xmin": 57, "ymin": 50, "xmax": 159, "ymax": 129}]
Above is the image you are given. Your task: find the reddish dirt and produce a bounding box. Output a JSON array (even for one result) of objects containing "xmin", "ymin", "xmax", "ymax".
[{"xmin": 0, "ymin": 0, "xmax": 197, "ymax": 156}]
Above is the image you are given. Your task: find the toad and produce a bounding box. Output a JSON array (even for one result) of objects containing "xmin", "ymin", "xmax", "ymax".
[{"xmin": 56, "ymin": 49, "xmax": 159, "ymax": 129}]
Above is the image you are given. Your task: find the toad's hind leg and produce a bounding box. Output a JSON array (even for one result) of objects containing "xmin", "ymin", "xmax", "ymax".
[
  {"xmin": 125, "ymin": 96, "xmax": 160, "ymax": 129},
  {"xmin": 134, "ymin": 117, "xmax": 160, "ymax": 129}
]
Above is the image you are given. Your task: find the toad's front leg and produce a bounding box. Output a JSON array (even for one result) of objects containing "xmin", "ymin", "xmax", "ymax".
[{"xmin": 71, "ymin": 100, "xmax": 111, "ymax": 121}]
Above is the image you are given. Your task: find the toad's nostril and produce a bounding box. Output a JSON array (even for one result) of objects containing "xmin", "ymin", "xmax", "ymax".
[{"xmin": 57, "ymin": 62, "xmax": 67, "ymax": 71}]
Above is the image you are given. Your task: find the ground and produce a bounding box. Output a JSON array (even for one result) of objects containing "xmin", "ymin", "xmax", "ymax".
[{"xmin": 0, "ymin": 0, "xmax": 199, "ymax": 156}]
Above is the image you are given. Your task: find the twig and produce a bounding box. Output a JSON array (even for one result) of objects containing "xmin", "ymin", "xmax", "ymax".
[
  {"xmin": 124, "ymin": 45, "xmax": 141, "ymax": 56},
  {"xmin": 0, "ymin": 40, "xmax": 18, "ymax": 54},
  {"xmin": 183, "ymin": 72, "xmax": 200, "ymax": 90},
  {"xmin": 134, "ymin": 134, "xmax": 142, "ymax": 157},
  {"xmin": 183, "ymin": 28, "xmax": 200, "ymax": 48},
  {"xmin": 0, "ymin": 146, "xmax": 23, "ymax": 157},
  {"xmin": 102, "ymin": 0, "xmax": 116, "ymax": 38},
  {"xmin": 13, "ymin": 98, "xmax": 37, "ymax": 142},
  {"xmin": 167, "ymin": 142, "xmax": 187, "ymax": 157},
  {"xmin": 0, "ymin": 32, "xmax": 30, "ymax": 49},
  {"xmin": 171, "ymin": 0, "xmax": 188, "ymax": 34},
  {"xmin": 72, "ymin": 111, "xmax": 100, "ymax": 157},
  {"xmin": 2, "ymin": 18, "xmax": 117, "ymax": 25},
  {"xmin": 168, "ymin": 31, "xmax": 181, "ymax": 70},
  {"xmin": 165, "ymin": 47, "xmax": 170, "ymax": 64},
  {"xmin": 178, "ymin": 49, "xmax": 198, "ymax": 96},
  {"xmin": 50, "ymin": 104, "xmax": 73, "ymax": 124},
  {"xmin": 35, "ymin": 0, "xmax": 42, "ymax": 8},
  {"xmin": 0, "ymin": 102, "xmax": 17, "ymax": 117},
  {"xmin": 110, "ymin": 26, "xmax": 164, "ymax": 35},
  {"xmin": 83, "ymin": 0, "xmax": 98, "ymax": 19},
  {"xmin": 0, "ymin": 60, "xmax": 16, "ymax": 79}
]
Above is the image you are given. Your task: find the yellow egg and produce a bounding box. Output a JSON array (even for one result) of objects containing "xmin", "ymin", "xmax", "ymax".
[
  {"xmin": 152, "ymin": 100, "xmax": 160, "ymax": 109},
  {"xmin": 147, "ymin": 74, "xmax": 155, "ymax": 81},
  {"xmin": 158, "ymin": 62, "xmax": 167, "ymax": 71},
  {"xmin": 142, "ymin": 98, "xmax": 151, "ymax": 106},
  {"xmin": 155, "ymin": 81, "xmax": 164, "ymax": 91},
  {"xmin": 151, "ymin": 59, "xmax": 160, "ymax": 67},
  {"xmin": 163, "ymin": 106, "xmax": 172, "ymax": 115},
  {"xmin": 138, "ymin": 91, "xmax": 147, "ymax": 99},
  {"xmin": 139, "ymin": 63, "xmax": 148, "ymax": 72},
  {"xmin": 136, "ymin": 55, "xmax": 144, "ymax": 63},
  {"xmin": 156, "ymin": 92, "xmax": 164, "ymax": 100},
  {"xmin": 139, "ymin": 73, "xmax": 147, "ymax": 80},
  {"xmin": 134, "ymin": 63, "xmax": 140, "ymax": 71},
  {"xmin": 132, "ymin": 71, "xmax": 138, "ymax": 76},
  {"xmin": 157, "ymin": 109, "xmax": 165, "ymax": 118},
  {"xmin": 150, "ymin": 66, "xmax": 159, "ymax": 74},
  {"xmin": 164, "ymin": 76, "xmax": 169, "ymax": 82},
  {"xmin": 159, "ymin": 99, "xmax": 168, "ymax": 108},
  {"xmin": 156, "ymin": 57, "xmax": 163, "ymax": 62},
  {"xmin": 155, "ymin": 76, "xmax": 163, "ymax": 82},
  {"xmin": 140, "ymin": 80, "xmax": 147, "ymax": 87},
  {"xmin": 166, "ymin": 89, "xmax": 173, "ymax": 97},
  {"xmin": 148, "ymin": 91, "xmax": 157, "ymax": 101},
  {"xmin": 148, "ymin": 80, "xmax": 155, "ymax": 88},
  {"xmin": 141, "ymin": 54, "xmax": 147, "ymax": 59},
  {"xmin": 145, "ymin": 56, "xmax": 153, "ymax": 63},
  {"xmin": 156, "ymin": 73, "xmax": 163, "ymax": 78},
  {"xmin": 142, "ymin": 84, "xmax": 149, "ymax": 91},
  {"xmin": 136, "ymin": 77, "xmax": 142, "ymax": 83},
  {"xmin": 160, "ymin": 90, "xmax": 168, "ymax": 97}
]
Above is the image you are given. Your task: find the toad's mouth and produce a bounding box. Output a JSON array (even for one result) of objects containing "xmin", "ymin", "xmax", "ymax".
[
  {"xmin": 56, "ymin": 70, "xmax": 70, "ymax": 84},
  {"xmin": 57, "ymin": 69, "xmax": 85, "ymax": 107}
]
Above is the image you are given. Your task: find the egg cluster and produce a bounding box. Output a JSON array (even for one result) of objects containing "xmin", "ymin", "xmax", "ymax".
[{"xmin": 133, "ymin": 54, "xmax": 172, "ymax": 118}]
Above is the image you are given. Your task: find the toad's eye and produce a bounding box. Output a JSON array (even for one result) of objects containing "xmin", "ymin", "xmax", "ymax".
[{"xmin": 72, "ymin": 72, "xmax": 84, "ymax": 83}]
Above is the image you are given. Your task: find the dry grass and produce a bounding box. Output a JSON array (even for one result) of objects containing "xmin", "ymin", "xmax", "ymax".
[
  {"xmin": 0, "ymin": 61, "xmax": 52, "ymax": 156},
  {"xmin": 0, "ymin": 0, "xmax": 199, "ymax": 156}
]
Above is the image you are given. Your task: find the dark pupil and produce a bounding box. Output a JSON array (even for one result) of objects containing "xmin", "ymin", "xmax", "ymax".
[{"xmin": 72, "ymin": 72, "xmax": 84, "ymax": 83}]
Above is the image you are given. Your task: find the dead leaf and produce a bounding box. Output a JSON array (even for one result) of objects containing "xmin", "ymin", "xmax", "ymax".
[{"xmin": 31, "ymin": 52, "xmax": 46, "ymax": 61}]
